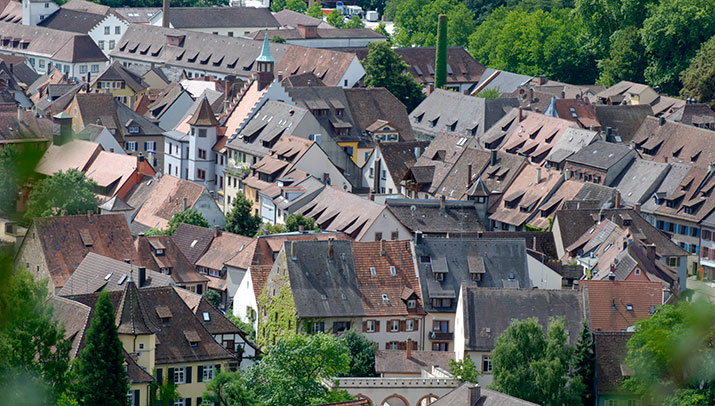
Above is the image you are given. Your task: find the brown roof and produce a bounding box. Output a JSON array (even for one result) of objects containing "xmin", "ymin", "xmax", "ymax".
[
  {"xmin": 375, "ymin": 350, "xmax": 453, "ymax": 374},
  {"xmin": 594, "ymin": 332, "xmax": 633, "ymax": 395},
  {"xmin": 171, "ymin": 223, "xmax": 219, "ymax": 264},
  {"xmin": 490, "ymin": 165, "xmax": 563, "ymax": 228},
  {"xmin": 249, "ymin": 264, "xmax": 272, "ymax": 298},
  {"xmin": 583, "ymin": 280, "xmax": 663, "ymax": 332},
  {"xmin": 0, "ymin": 22, "xmax": 106, "ymax": 63},
  {"xmin": 173, "ymin": 287, "xmax": 251, "ymax": 343},
  {"xmin": 352, "ymin": 240, "xmax": 423, "ymax": 317},
  {"xmin": 71, "ymin": 93, "xmax": 123, "ymax": 139},
  {"xmin": 68, "ymin": 286, "xmax": 236, "ymax": 365},
  {"xmin": 491, "ymin": 110, "xmax": 578, "ymax": 164},
  {"xmin": 0, "ymin": 106, "xmax": 53, "ymax": 143},
  {"xmin": 251, "ymin": 27, "xmax": 384, "ymax": 40},
  {"xmin": 277, "ymin": 47, "xmax": 356, "ymax": 87},
  {"xmin": 50, "ymin": 295, "xmax": 91, "ymax": 359},
  {"xmin": 376, "ymin": 141, "xmax": 430, "ymax": 187},
  {"xmin": 187, "ymin": 96, "xmax": 219, "ymax": 127},
  {"xmin": 634, "ymin": 116, "xmax": 715, "ymax": 170},
  {"xmin": 195, "ymin": 230, "xmax": 253, "ymax": 271},
  {"xmin": 554, "ymin": 98, "xmax": 600, "ymax": 129},
  {"xmin": 115, "ymin": 280, "xmax": 160, "ymax": 335},
  {"xmin": 35, "ymin": 139, "xmax": 102, "ymax": 176},
  {"xmin": 92, "ymin": 61, "xmax": 148, "ymax": 93},
  {"xmin": 394, "ymin": 47, "xmax": 486, "ymax": 85},
  {"xmin": 124, "ymin": 350, "xmax": 155, "ymax": 384},
  {"xmin": 136, "ymin": 235, "xmax": 207, "ymax": 285},
  {"xmin": 131, "ymin": 175, "xmax": 206, "ymax": 230},
  {"xmin": 28, "ymin": 213, "xmax": 137, "ymax": 289},
  {"xmin": 344, "ymin": 87, "xmax": 414, "ymax": 140}
]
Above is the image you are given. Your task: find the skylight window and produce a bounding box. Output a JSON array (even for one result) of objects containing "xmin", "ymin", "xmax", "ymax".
[
  {"xmin": 382, "ymin": 294, "xmax": 389, "ymax": 303},
  {"xmin": 202, "ymin": 312, "xmax": 210, "ymax": 322},
  {"xmin": 104, "ymin": 272, "xmax": 113, "ymax": 281},
  {"xmin": 390, "ymin": 266, "xmax": 397, "ymax": 277},
  {"xmin": 370, "ymin": 267, "xmax": 376, "ymax": 277},
  {"xmin": 190, "ymin": 240, "xmax": 198, "ymax": 248},
  {"xmin": 117, "ymin": 274, "xmax": 127, "ymax": 285},
  {"xmin": 321, "ymin": 294, "xmax": 327, "ymax": 300},
  {"xmin": 626, "ymin": 304, "xmax": 633, "ymax": 312}
]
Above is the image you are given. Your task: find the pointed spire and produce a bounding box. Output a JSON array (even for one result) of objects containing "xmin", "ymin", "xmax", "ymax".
[
  {"xmin": 115, "ymin": 279, "xmax": 160, "ymax": 335},
  {"xmin": 256, "ymin": 28, "xmax": 275, "ymax": 63},
  {"xmin": 188, "ymin": 96, "xmax": 219, "ymax": 127},
  {"xmin": 467, "ymin": 177, "xmax": 489, "ymax": 197}
]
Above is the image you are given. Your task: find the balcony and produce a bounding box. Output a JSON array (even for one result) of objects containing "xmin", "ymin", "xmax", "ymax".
[
  {"xmin": 225, "ymin": 158, "xmax": 250, "ymax": 177},
  {"xmin": 429, "ymin": 331, "xmax": 453, "ymax": 341}
]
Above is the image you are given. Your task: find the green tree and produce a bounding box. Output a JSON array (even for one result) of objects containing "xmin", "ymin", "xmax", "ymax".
[
  {"xmin": 149, "ymin": 376, "xmax": 180, "ymax": 406},
  {"xmin": 25, "ymin": 168, "xmax": 97, "ymax": 219},
  {"xmin": 598, "ymin": 26, "xmax": 647, "ymax": 86},
  {"xmin": 0, "ymin": 145, "xmax": 42, "ymax": 218},
  {"xmin": 624, "ymin": 301, "xmax": 715, "ymax": 405},
  {"xmin": 344, "ymin": 14, "xmax": 365, "ymax": 28},
  {"xmin": 340, "ymin": 330, "xmax": 377, "ymax": 377},
  {"xmin": 491, "ymin": 317, "xmax": 585, "ymax": 406},
  {"xmin": 202, "ymin": 370, "xmax": 256, "ymax": 406},
  {"xmin": 434, "ymin": 14, "xmax": 447, "ymax": 89},
  {"xmin": 257, "ymin": 222, "xmax": 288, "ymax": 236},
  {"xmin": 680, "ymin": 35, "xmax": 715, "ymax": 108},
  {"xmin": 374, "ymin": 21, "xmax": 390, "ymax": 39},
  {"xmin": 640, "ymin": 0, "xmax": 715, "ymax": 95},
  {"xmin": 0, "ymin": 267, "xmax": 72, "ymax": 404},
  {"xmin": 271, "ymin": 35, "xmax": 287, "ymax": 43},
  {"xmin": 307, "ymin": 2, "xmax": 323, "ymax": 18},
  {"xmin": 573, "ymin": 322, "xmax": 595, "ymax": 406},
  {"xmin": 474, "ymin": 88, "xmax": 501, "ymax": 98},
  {"xmin": 285, "ymin": 0, "xmax": 307, "ymax": 13},
  {"xmin": 228, "ymin": 314, "xmax": 256, "ymax": 342},
  {"xmin": 225, "ymin": 192, "xmax": 262, "ymax": 237},
  {"xmin": 74, "ymin": 290, "xmax": 129, "ymax": 406},
  {"xmin": 326, "ymin": 10, "xmax": 345, "ymax": 28},
  {"xmin": 448, "ymin": 357, "xmax": 480, "ymax": 384},
  {"xmin": 285, "ymin": 213, "xmax": 318, "ymax": 232},
  {"xmin": 167, "ymin": 209, "xmax": 209, "ymax": 235},
  {"xmin": 203, "ymin": 289, "xmax": 222, "ymax": 309},
  {"xmin": 393, "ymin": 0, "xmax": 475, "ymax": 47},
  {"xmin": 271, "ymin": 0, "xmax": 286, "ymax": 12},
  {"xmin": 363, "ymin": 41, "xmax": 425, "ymax": 111}
]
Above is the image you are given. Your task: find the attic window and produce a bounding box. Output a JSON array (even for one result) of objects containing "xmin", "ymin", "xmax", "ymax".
[
  {"xmin": 128, "ymin": 126, "xmax": 139, "ymax": 134},
  {"xmin": 626, "ymin": 304, "xmax": 633, "ymax": 312},
  {"xmin": 415, "ymin": 112, "xmax": 424, "ymax": 123},
  {"xmin": 190, "ymin": 240, "xmax": 198, "ymax": 248},
  {"xmin": 117, "ymin": 274, "xmax": 127, "ymax": 285},
  {"xmin": 390, "ymin": 266, "xmax": 397, "ymax": 277},
  {"xmin": 184, "ymin": 330, "xmax": 201, "ymax": 348},
  {"xmin": 321, "ymin": 294, "xmax": 327, "ymax": 300},
  {"xmin": 79, "ymin": 229, "xmax": 93, "ymax": 247},
  {"xmin": 382, "ymin": 294, "xmax": 389, "ymax": 303},
  {"xmin": 104, "ymin": 272, "xmax": 113, "ymax": 281},
  {"xmin": 202, "ymin": 312, "xmax": 210, "ymax": 322},
  {"xmin": 369, "ymin": 267, "xmax": 376, "ymax": 277},
  {"xmin": 156, "ymin": 306, "xmax": 172, "ymax": 325}
]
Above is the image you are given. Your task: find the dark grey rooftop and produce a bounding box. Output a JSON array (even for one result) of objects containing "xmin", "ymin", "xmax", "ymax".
[
  {"xmin": 386, "ymin": 199, "xmax": 485, "ymax": 235},
  {"xmin": 415, "ymin": 238, "xmax": 530, "ymax": 313},
  {"xmin": 610, "ymin": 158, "xmax": 669, "ymax": 206},
  {"xmin": 566, "ymin": 140, "xmax": 634, "ymax": 170}
]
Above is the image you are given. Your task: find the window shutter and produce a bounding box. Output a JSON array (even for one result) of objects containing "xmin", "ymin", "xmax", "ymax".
[
  {"xmin": 333, "ymin": 322, "xmax": 339, "ymax": 332},
  {"xmin": 156, "ymin": 368, "xmax": 163, "ymax": 384},
  {"xmin": 400, "ymin": 320, "xmax": 406, "ymax": 332},
  {"xmin": 185, "ymin": 366, "xmax": 192, "ymax": 384},
  {"xmin": 167, "ymin": 368, "xmax": 174, "ymax": 384},
  {"xmin": 197, "ymin": 398, "xmax": 202, "ymax": 406},
  {"xmin": 414, "ymin": 319, "xmax": 419, "ymax": 330},
  {"xmin": 133, "ymin": 390, "xmax": 139, "ymax": 406},
  {"xmin": 185, "ymin": 398, "xmax": 191, "ymax": 406},
  {"xmin": 398, "ymin": 341, "xmax": 406, "ymax": 350},
  {"xmin": 412, "ymin": 341, "xmax": 418, "ymax": 350},
  {"xmin": 216, "ymin": 364, "xmax": 221, "ymax": 374},
  {"xmin": 197, "ymin": 365, "xmax": 203, "ymax": 383},
  {"xmin": 197, "ymin": 284, "xmax": 203, "ymax": 294},
  {"xmin": 385, "ymin": 343, "xmax": 389, "ymax": 350},
  {"xmin": 376, "ymin": 320, "xmax": 380, "ymax": 332},
  {"xmin": 362, "ymin": 321, "xmax": 367, "ymax": 332}
]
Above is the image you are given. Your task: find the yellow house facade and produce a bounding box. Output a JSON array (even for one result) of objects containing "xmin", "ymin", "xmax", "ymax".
[{"xmin": 90, "ymin": 61, "xmax": 149, "ymax": 109}]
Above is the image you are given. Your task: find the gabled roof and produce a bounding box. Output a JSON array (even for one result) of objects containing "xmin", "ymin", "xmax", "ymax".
[
  {"xmin": 277, "ymin": 47, "xmax": 356, "ymax": 87},
  {"xmin": 251, "ymin": 27, "xmax": 384, "ymax": 40},
  {"xmin": 92, "ymin": 61, "xmax": 148, "ymax": 93},
  {"xmin": 35, "ymin": 139, "xmax": 101, "ymax": 176},
  {"xmin": 273, "ymin": 9, "xmax": 334, "ymax": 29},
  {"xmin": 395, "ymin": 47, "xmax": 486, "ymax": 86},
  {"xmin": 280, "ymin": 72, "xmax": 325, "ymax": 88},
  {"xmin": 415, "ymin": 238, "xmax": 531, "ymax": 313},
  {"xmin": 38, "ymin": 8, "xmax": 106, "ymax": 34},
  {"xmin": 490, "ymin": 165, "xmax": 563, "ymax": 228},
  {"xmin": 62, "ymin": 0, "xmax": 111, "ymax": 16},
  {"xmin": 116, "ymin": 99, "xmax": 163, "ymax": 136},
  {"xmin": 26, "ymin": 213, "xmax": 137, "ymax": 290},
  {"xmin": 377, "ymin": 141, "xmax": 430, "ymax": 185},
  {"xmin": 665, "ymin": 103, "xmax": 715, "ymax": 126},
  {"xmin": 0, "ymin": 22, "xmax": 106, "ymax": 63},
  {"xmin": 58, "ymin": 252, "xmax": 173, "ymax": 296},
  {"xmin": 282, "ymin": 240, "xmax": 364, "ymax": 318},
  {"xmin": 634, "ymin": 116, "xmax": 715, "ymax": 169},
  {"xmin": 72, "ymin": 93, "xmax": 122, "ymax": 140},
  {"xmin": 594, "ymin": 332, "xmax": 633, "ymax": 395},
  {"xmin": 375, "ymin": 350, "xmax": 453, "ymax": 375},
  {"xmin": 459, "ymin": 287, "xmax": 585, "ymax": 351},
  {"xmin": 171, "ymin": 223, "xmax": 217, "ymax": 264},
  {"xmin": 545, "ymin": 127, "xmax": 600, "ymax": 165},
  {"xmin": 410, "ymin": 89, "xmax": 518, "ymax": 139},
  {"xmin": 386, "ymin": 199, "xmax": 485, "ymax": 235},
  {"xmin": 136, "ymin": 235, "xmax": 207, "ymax": 285},
  {"xmin": 583, "ymin": 280, "xmax": 663, "ymax": 332},
  {"xmin": 565, "ymin": 141, "xmax": 634, "ymax": 171},
  {"xmin": 432, "ymin": 382, "xmax": 540, "ymax": 406},
  {"xmin": 286, "ymin": 86, "xmax": 363, "ymax": 142},
  {"xmin": 195, "ymin": 230, "xmax": 253, "ymax": 272},
  {"xmin": 50, "ymin": 296, "xmax": 91, "ymax": 359},
  {"xmin": 352, "ymin": 240, "xmax": 423, "ymax": 317},
  {"xmin": 344, "ymin": 87, "xmax": 414, "ymax": 140},
  {"xmin": 594, "ymin": 104, "xmax": 653, "ymax": 144},
  {"xmin": 187, "ymin": 96, "xmax": 218, "ymax": 127},
  {"xmin": 610, "ymin": 159, "xmax": 669, "ymax": 206},
  {"xmin": 113, "ymin": 7, "xmax": 160, "ymax": 24},
  {"xmin": 160, "ymin": 6, "xmax": 279, "ymax": 29},
  {"xmin": 115, "ymin": 280, "xmax": 160, "ymax": 335},
  {"xmin": 68, "ymin": 286, "xmax": 236, "ymax": 365},
  {"xmin": 472, "ymin": 68, "xmax": 532, "ymax": 94},
  {"xmin": 129, "ymin": 175, "xmax": 206, "ymax": 231}
]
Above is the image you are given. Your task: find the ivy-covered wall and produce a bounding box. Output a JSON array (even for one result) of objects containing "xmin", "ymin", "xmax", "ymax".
[{"xmin": 257, "ymin": 250, "xmax": 300, "ymax": 349}]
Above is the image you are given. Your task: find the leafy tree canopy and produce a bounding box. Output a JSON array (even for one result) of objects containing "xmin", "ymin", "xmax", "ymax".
[
  {"xmin": 25, "ymin": 169, "xmax": 97, "ymax": 220},
  {"xmin": 0, "ymin": 145, "xmax": 42, "ymax": 219},
  {"xmin": 74, "ymin": 290, "xmax": 129, "ymax": 406},
  {"xmin": 393, "ymin": 0, "xmax": 476, "ymax": 47},
  {"xmin": 286, "ymin": 0, "xmax": 307, "ymax": 13},
  {"xmin": 625, "ymin": 301, "xmax": 715, "ymax": 405},
  {"xmin": 225, "ymin": 192, "xmax": 262, "ymax": 237},
  {"xmin": 285, "ymin": 213, "xmax": 318, "ymax": 232},
  {"xmin": 448, "ymin": 357, "xmax": 480, "ymax": 383},
  {"xmin": 307, "ymin": 2, "xmax": 324, "ymax": 18},
  {"xmin": 491, "ymin": 317, "xmax": 585, "ymax": 405},
  {"xmin": 474, "ymin": 88, "xmax": 501, "ymax": 98},
  {"xmin": 326, "ymin": 10, "xmax": 345, "ymax": 28},
  {"xmin": 597, "ymin": 25, "xmax": 646, "ymax": 86},
  {"xmin": 345, "ymin": 14, "xmax": 365, "ymax": 28},
  {"xmin": 363, "ymin": 41, "xmax": 425, "ymax": 111},
  {"xmin": 203, "ymin": 289, "xmax": 222, "ymax": 309},
  {"xmin": 680, "ymin": 35, "xmax": 715, "ymax": 108},
  {"xmin": 339, "ymin": 330, "xmax": 377, "ymax": 377}
]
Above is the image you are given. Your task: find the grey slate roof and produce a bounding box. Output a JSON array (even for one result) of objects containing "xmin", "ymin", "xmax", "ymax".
[
  {"xmin": 273, "ymin": 9, "xmax": 334, "ymax": 29},
  {"xmin": 286, "ymin": 86, "xmax": 364, "ymax": 143},
  {"xmin": 113, "ymin": 7, "xmax": 160, "ymax": 24},
  {"xmin": 162, "ymin": 7, "xmax": 279, "ymax": 29},
  {"xmin": 545, "ymin": 127, "xmax": 599, "ymax": 165},
  {"xmin": 432, "ymin": 383, "xmax": 540, "ymax": 406},
  {"xmin": 37, "ymin": 8, "xmax": 106, "ymax": 34},
  {"xmin": 459, "ymin": 286, "xmax": 585, "ymax": 351},
  {"xmin": 610, "ymin": 158, "xmax": 669, "ymax": 206},
  {"xmin": 116, "ymin": 99, "xmax": 163, "ymax": 136},
  {"xmin": 0, "ymin": 22, "xmax": 106, "ymax": 63},
  {"xmin": 57, "ymin": 252, "xmax": 173, "ymax": 296},
  {"xmin": 409, "ymin": 89, "xmax": 518, "ymax": 139},
  {"xmin": 474, "ymin": 68, "xmax": 532, "ymax": 94},
  {"xmin": 594, "ymin": 104, "xmax": 653, "ymax": 144},
  {"xmin": 171, "ymin": 223, "xmax": 216, "ymax": 265},
  {"xmin": 283, "ymin": 240, "xmax": 364, "ymax": 318},
  {"xmin": 566, "ymin": 140, "xmax": 634, "ymax": 170},
  {"xmin": 386, "ymin": 199, "xmax": 485, "ymax": 235},
  {"xmin": 98, "ymin": 194, "xmax": 134, "ymax": 212},
  {"xmin": 641, "ymin": 162, "xmax": 691, "ymax": 215},
  {"xmin": 415, "ymin": 238, "xmax": 531, "ymax": 314}
]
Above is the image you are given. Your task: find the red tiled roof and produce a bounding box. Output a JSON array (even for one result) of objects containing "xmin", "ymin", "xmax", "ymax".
[{"xmin": 583, "ymin": 280, "xmax": 663, "ymax": 332}]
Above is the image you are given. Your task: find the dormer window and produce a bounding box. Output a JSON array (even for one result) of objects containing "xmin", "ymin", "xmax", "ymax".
[
  {"xmin": 128, "ymin": 126, "xmax": 139, "ymax": 134},
  {"xmin": 434, "ymin": 272, "xmax": 445, "ymax": 281},
  {"xmin": 149, "ymin": 239, "xmax": 165, "ymax": 255},
  {"xmin": 407, "ymin": 299, "xmax": 416, "ymax": 309},
  {"xmin": 156, "ymin": 305, "xmax": 172, "ymax": 326},
  {"xmin": 184, "ymin": 330, "xmax": 201, "ymax": 348},
  {"xmin": 335, "ymin": 108, "xmax": 343, "ymax": 117}
]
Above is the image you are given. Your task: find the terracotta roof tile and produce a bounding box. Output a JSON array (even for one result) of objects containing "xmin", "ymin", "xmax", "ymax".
[
  {"xmin": 136, "ymin": 235, "xmax": 207, "ymax": 285},
  {"xmin": 583, "ymin": 280, "xmax": 663, "ymax": 332}
]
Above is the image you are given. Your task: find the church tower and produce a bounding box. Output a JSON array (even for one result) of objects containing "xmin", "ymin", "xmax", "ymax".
[{"xmin": 256, "ymin": 29, "xmax": 275, "ymax": 91}]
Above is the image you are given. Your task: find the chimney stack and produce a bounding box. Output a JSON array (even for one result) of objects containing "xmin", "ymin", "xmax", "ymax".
[
  {"xmin": 162, "ymin": 0, "xmax": 170, "ymax": 28},
  {"xmin": 646, "ymin": 244, "xmax": 656, "ymax": 262},
  {"xmin": 406, "ymin": 338, "xmax": 412, "ymax": 358},
  {"xmin": 467, "ymin": 384, "xmax": 481, "ymax": 406},
  {"xmin": 564, "ymin": 168, "xmax": 570, "ymax": 181},
  {"xmin": 214, "ymin": 225, "xmax": 220, "ymax": 237},
  {"xmin": 659, "ymin": 117, "xmax": 666, "ymax": 126},
  {"xmin": 634, "ymin": 203, "xmax": 641, "ymax": 214},
  {"xmin": 138, "ymin": 266, "xmax": 146, "ymax": 288},
  {"xmin": 183, "ymin": 197, "xmax": 187, "ymax": 211},
  {"xmin": 614, "ymin": 191, "xmax": 621, "ymax": 208},
  {"xmin": 414, "ymin": 146, "xmax": 421, "ymax": 160},
  {"xmin": 415, "ymin": 230, "xmax": 423, "ymax": 246},
  {"xmin": 439, "ymin": 195, "xmax": 445, "ymax": 210},
  {"xmin": 535, "ymin": 167, "xmax": 541, "ymax": 184},
  {"xmin": 518, "ymin": 107, "xmax": 523, "ymax": 122},
  {"xmin": 427, "ymin": 84, "xmax": 434, "ymax": 96},
  {"xmin": 467, "ymin": 164, "xmax": 472, "ymax": 187},
  {"xmin": 490, "ymin": 149, "xmax": 497, "ymax": 166}
]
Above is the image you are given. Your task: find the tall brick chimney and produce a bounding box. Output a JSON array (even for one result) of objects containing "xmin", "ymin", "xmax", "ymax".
[{"xmin": 162, "ymin": 0, "xmax": 170, "ymax": 28}]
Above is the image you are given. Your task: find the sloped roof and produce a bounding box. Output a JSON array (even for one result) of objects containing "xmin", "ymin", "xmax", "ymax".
[
  {"xmin": 415, "ymin": 238, "xmax": 531, "ymax": 313},
  {"xmin": 352, "ymin": 240, "xmax": 423, "ymax": 317},
  {"xmin": 594, "ymin": 332, "xmax": 633, "ymax": 395},
  {"xmin": 583, "ymin": 280, "xmax": 663, "ymax": 332},
  {"xmin": 195, "ymin": 230, "xmax": 254, "ymax": 273},
  {"xmin": 92, "ymin": 61, "xmax": 148, "ymax": 93},
  {"xmin": 28, "ymin": 213, "xmax": 138, "ymax": 290},
  {"xmin": 377, "ymin": 141, "xmax": 430, "ymax": 185},
  {"xmin": 35, "ymin": 139, "xmax": 101, "ymax": 176},
  {"xmin": 565, "ymin": 141, "xmax": 634, "ymax": 170},
  {"xmin": 136, "ymin": 235, "xmax": 207, "ymax": 285},
  {"xmin": 171, "ymin": 223, "xmax": 217, "ymax": 264},
  {"xmin": 610, "ymin": 159, "xmax": 669, "ymax": 206},
  {"xmin": 50, "ymin": 296, "xmax": 91, "ymax": 359},
  {"xmin": 386, "ymin": 199, "xmax": 485, "ymax": 235},
  {"xmin": 38, "ymin": 8, "xmax": 106, "ymax": 34},
  {"xmin": 273, "ymin": 9, "xmax": 334, "ymax": 29},
  {"xmin": 594, "ymin": 104, "xmax": 653, "ymax": 144},
  {"xmin": 395, "ymin": 46, "xmax": 486, "ymax": 86},
  {"xmin": 115, "ymin": 280, "xmax": 160, "ymax": 335},
  {"xmin": 634, "ymin": 116, "xmax": 715, "ymax": 170},
  {"xmin": 0, "ymin": 22, "xmax": 106, "ymax": 63},
  {"xmin": 344, "ymin": 87, "xmax": 414, "ymax": 140},
  {"xmin": 375, "ymin": 350, "xmax": 453, "ymax": 375},
  {"xmin": 251, "ymin": 27, "xmax": 384, "ymax": 40},
  {"xmin": 58, "ymin": 252, "xmax": 173, "ymax": 296},
  {"xmin": 432, "ymin": 383, "xmax": 540, "ymax": 406},
  {"xmin": 187, "ymin": 96, "xmax": 219, "ymax": 127},
  {"xmin": 490, "ymin": 165, "xmax": 563, "ymax": 228},
  {"xmin": 130, "ymin": 175, "xmax": 206, "ymax": 231},
  {"xmin": 459, "ymin": 286, "xmax": 585, "ymax": 351},
  {"xmin": 277, "ymin": 46, "xmax": 356, "ymax": 87},
  {"xmin": 162, "ymin": 6, "xmax": 279, "ymax": 29}
]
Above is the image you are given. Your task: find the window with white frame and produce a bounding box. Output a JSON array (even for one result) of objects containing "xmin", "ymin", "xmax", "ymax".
[
  {"xmin": 389, "ymin": 342, "xmax": 399, "ymax": 350},
  {"xmin": 39, "ymin": 59, "xmax": 45, "ymax": 69},
  {"xmin": 98, "ymin": 40, "xmax": 105, "ymax": 50},
  {"xmin": 407, "ymin": 299, "xmax": 416, "ymax": 308},
  {"xmin": 173, "ymin": 367, "xmax": 185, "ymax": 384},
  {"xmin": 79, "ymin": 65, "xmax": 87, "ymax": 74},
  {"xmin": 391, "ymin": 320, "xmax": 399, "ymax": 332},
  {"xmin": 104, "ymin": 26, "xmax": 110, "ymax": 35},
  {"xmin": 126, "ymin": 141, "xmax": 138, "ymax": 151},
  {"xmin": 91, "ymin": 64, "xmax": 99, "ymax": 73},
  {"xmin": 366, "ymin": 320, "xmax": 376, "ymax": 332},
  {"xmin": 174, "ymin": 399, "xmax": 185, "ymax": 406},
  {"xmin": 109, "ymin": 40, "xmax": 115, "ymax": 49},
  {"xmin": 406, "ymin": 319, "xmax": 414, "ymax": 331},
  {"xmin": 202, "ymin": 365, "xmax": 215, "ymax": 382},
  {"xmin": 115, "ymin": 26, "xmax": 121, "ymax": 34},
  {"xmin": 482, "ymin": 356, "xmax": 493, "ymax": 373}
]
